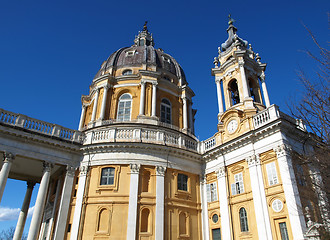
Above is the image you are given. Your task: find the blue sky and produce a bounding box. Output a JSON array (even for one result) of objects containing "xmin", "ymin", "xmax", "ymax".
[{"xmin": 0, "ymin": 0, "xmax": 329, "ymax": 234}]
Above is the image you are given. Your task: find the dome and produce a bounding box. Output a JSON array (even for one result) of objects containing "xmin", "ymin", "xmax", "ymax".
[{"xmin": 94, "ymin": 24, "xmax": 186, "ymax": 84}]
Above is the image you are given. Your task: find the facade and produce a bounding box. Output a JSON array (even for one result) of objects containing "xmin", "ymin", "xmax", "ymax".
[{"xmin": 0, "ymin": 21, "xmax": 328, "ymax": 240}]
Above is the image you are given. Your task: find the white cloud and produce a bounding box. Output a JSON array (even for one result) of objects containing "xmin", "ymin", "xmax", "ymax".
[{"xmin": 0, "ymin": 206, "xmax": 34, "ymax": 221}]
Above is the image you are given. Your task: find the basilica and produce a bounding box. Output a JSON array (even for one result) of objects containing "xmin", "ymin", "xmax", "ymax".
[{"xmin": 0, "ymin": 20, "xmax": 328, "ymax": 240}]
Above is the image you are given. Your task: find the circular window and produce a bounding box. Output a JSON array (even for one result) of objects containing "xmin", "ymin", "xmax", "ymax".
[
  {"xmin": 272, "ymin": 199, "xmax": 283, "ymax": 212},
  {"xmin": 212, "ymin": 214, "xmax": 219, "ymax": 223}
]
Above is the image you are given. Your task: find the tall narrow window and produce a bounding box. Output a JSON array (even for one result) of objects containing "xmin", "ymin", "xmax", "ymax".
[
  {"xmin": 100, "ymin": 167, "xmax": 115, "ymax": 185},
  {"xmin": 279, "ymin": 222, "xmax": 289, "ymax": 240},
  {"xmin": 160, "ymin": 98, "xmax": 171, "ymax": 124},
  {"xmin": 231, "ymin": 172, "xmax": 244, "ymax": 195},
  {"xmin": 212, "ymin": 228, "xmax": 221, "ymax": 240},
  {"xmin": 239, "ymin": 208, "xmax": 249, "ymax": 232},
  {"xmin": 228, "ymin": 80, "xmax": 240, "ymax": 105},
  {"xmin": 117, "ymin": 93, "xmax": 132, "ymax": 121},
  {"xmin": 178, "ymin": 173, "xmax": 188, "ymax": 191},
  {"xmin": 266, "ymin": 162, "xmax": 278, "ymax": 186},
  {"xmin": 206, "ymin": 182, "xmax": 218, "ymax": 202}
]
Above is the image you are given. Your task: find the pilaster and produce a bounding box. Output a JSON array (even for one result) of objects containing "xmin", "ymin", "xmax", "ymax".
[
  {"xmin": 200, "ymin": 175, "xmax": 210, "ymax": 240},
  {"xmin": 155, "ymin": 165, "xmax": 166, "ymax": 240},
  {"xmin": 274, "ymin": 144, "xmax": 306, "ymax": 240}
]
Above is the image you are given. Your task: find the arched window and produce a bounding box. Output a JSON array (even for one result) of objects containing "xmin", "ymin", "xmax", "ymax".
[
  {"xmin": 100, "ymin": 167, "xmax": 115, "ymax": 185},
  {"xmin": 122, "ymin": 69, "xmax": 132, "ymax": 75},
  {"xmin": 239, "ymin": 208, "xmax": 249, "ymax": 232},
  {"xmin": 160, "ymin": 98, "xmax": 171, "ymax": 124},
  {"xmin": 140, "ymin": 208, "xmax": 150, "ymax": 232},
  {"xmin": 117, "ymin": 93, "xmax": 132, "ymax": 121},
  {"xmin": 228, "ymin": 80, "xmax": 240, "ymax": 106}
]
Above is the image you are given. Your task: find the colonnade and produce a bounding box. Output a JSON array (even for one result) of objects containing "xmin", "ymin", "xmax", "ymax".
[
  {"xmin": 0, "ymin": 152, "xmax": 75, "ymax": 240},
  {"xmin": 79, "ymin": 80, "xmax": 195, "ymax": 133}
]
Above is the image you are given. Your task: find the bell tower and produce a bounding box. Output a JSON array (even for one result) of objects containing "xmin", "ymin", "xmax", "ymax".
[{"xmin": 212, "ymin": 16, "xmax": 271, "ymax": 142}]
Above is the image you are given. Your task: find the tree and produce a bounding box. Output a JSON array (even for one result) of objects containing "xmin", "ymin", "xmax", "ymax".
[
  {"xmin": 288, "ymin": 18, "xmax": 330, "ymax": 237},
  {"xmin": 0, "ymin": 227, "xmax": 27, "ymax": 240}
]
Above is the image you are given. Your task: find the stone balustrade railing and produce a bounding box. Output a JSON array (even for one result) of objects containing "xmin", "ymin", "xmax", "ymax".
[
  {"xmin": 0, "ymin": 108, "xmax": 82, "ymax": 143},
  {"xmin": 253, "ymin": 104, "xmax": 280, "ymax": 128},
  {"xmin": 201, "ymin": 136, "xmax": 216, "ymax": 153},
  {"xmin": 86, "ymin": 125, "xmax": 198, "ymax": 152}
]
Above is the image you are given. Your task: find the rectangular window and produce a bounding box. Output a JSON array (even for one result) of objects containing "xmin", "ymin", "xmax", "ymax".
[
  {"xmin": 100, "ymin": 167, "xmax": 115, "ymax": 185},
  {"xmin": 279, "ymin": 222, "xmax": 289, "ymax": 240},
  {"xmin": 212, "ymin": 228, "xmax": 221, "ymax": 240},
  {"xmin": 206, "ymin": 182, "xmax": 218, "ymax": 202},
  {"xmin": 266, "ymin": 162, "xmax": 278, "ymax": 186},
  {"xmin": 231, "ymin": 172, "xmax": 244, "ymax": 195},
  {"xmin": 178, "ymin": 173, "xmax": 188, "ymax": 191}
]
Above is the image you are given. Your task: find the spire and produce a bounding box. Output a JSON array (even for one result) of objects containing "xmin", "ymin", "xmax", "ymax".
[
  {"xmin": 220, "ymin": 15, "xmax": 248, "ymax": 52},
  {"xmin": 134, "ymin": 21, "xmax": 154, "ymax": 47}
]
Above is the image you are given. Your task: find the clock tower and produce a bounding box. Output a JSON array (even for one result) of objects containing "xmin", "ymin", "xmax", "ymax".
[{"xmin": 212, "ymin": 16, "xmax": 271, "ymax": 143}]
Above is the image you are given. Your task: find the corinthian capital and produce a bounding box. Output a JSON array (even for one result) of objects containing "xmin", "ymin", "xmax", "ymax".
[
  {"xmin": 130, "ymin": 163, "xmax": 141, "ymax": 174},
  {"xmin": 274, "ymin": 144, "xmax": 292, "ymax": 158},
  {"xmin": 246, "ymin": 154, "xmax": 260, "ymax": 167},
  {"xmin": 156, "ymin": 165, "xmax": 166, "ymax": 176},
  {"xmin": 3, "ymin": 152, "xmax": 15, "ymax": 163},
  {"xmin": 216, "ymin": 166, "xmax": 226, "ymax": 178}
]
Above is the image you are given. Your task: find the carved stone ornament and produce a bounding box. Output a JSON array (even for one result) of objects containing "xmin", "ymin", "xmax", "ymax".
[
  {"xmin": 216, "ymin": 166, "xmax": 226, "ymax": 178},
  {"xmin": 66, "ymin": 165, "xmax": 76, "ymax": 177},
  {"xmin": 79, "ymin": 165, "xmax": 88, "ymax": 176},
  {"xmin": 3, "ymin": 152, "xmax": 15, "ymax": 163},
  {"xmin": 130, "ymin": 163, "xmax": 141, "ymax": 174},
  {"xmin": 259, "ymin": 71, "xmax": 266, "ymax": 81},
  {"xmin": 156, "ymin": 165, "xmax": 166, "ymax": 176},
  {"xmin": 246, "ymin": 154, "xmax": 260, "ymax": 167},
  {"xmin": 43, "ymin": 162, "xmax": 53, "ymax": 173},
  {"xmin": 238, "ymin": 59, "xmax": 245, "ymax": 67},
  {"xmin": 274, "ymin": 144, "xmax": 291, "ymax": 158},
  {"xmin": 140, "ymin": 79, "xmax": 147, "ymax": 85}
]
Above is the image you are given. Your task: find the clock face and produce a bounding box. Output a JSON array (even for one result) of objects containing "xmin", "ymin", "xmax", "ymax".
[{"xmin": 227, "ymin": 119, "xmax": 238, "ymax": 134}]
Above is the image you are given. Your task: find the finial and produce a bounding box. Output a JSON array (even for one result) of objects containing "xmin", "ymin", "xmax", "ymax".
[
  {"xmin": 228, "ymin": 14, "xmax": 235, "ymax": 25},
  {"xmin": 256, "ymin": 53, "xmax": 261, "ymax": 63},
  {"xmin": 143, "ymin": 21, "xmax": 148, "ymax": 31},
  {"xmin": 213, "ymin": 57, "xmax": 219, "ymax": 68}
]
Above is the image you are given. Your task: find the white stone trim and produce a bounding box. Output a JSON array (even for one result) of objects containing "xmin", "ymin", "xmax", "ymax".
[
  {"xmin": 155, "ymin": 166, "xmax": 166, "ymax": 240},
  {"xmin": 200, "ymin": 175, "xmax": 210, "ymax": 240},
  {"xmin": 0, "ymin": 152, "xmax": 14, "ymax": 203}
]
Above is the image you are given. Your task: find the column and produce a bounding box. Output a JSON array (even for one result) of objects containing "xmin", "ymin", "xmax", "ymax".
[
  {"xmin": 70, "ymin": 165, "xmax": 88, "ymax": 240},
  {"xmin": 200, "ymin": 175, "xmax": 210, "ymax": 240},
  {"xmin": 260, "ymin": 72, "xmax": 270, "ymax": 107},
  {"xmin": 27, "ymin": 162, "xmax": 52, "ymax": 240},
  {"xmin": 155, "ymin": 166, "xmax": 166, "ymax": 240},
  {"xmin": 54, "ymin": 166, "xmax": 75, "ymax": 240},
  {"xmin": 99, "ymin": 84, "xmax": 110, "ymax": 120},
  {"xmin": 216, "ymin": 166, "xmax": 232, "ymax": 240},
  {"xmin": 246, "ymin": 155, "xmax": 273, "ymax": 240},
  {"xmin": 188, "ymin": 100, "xmax": 194, "ymax": 133},
  {"xmin": 274, "ymin": 144, "xmax": 306, "ymax": 240},
  {"xmin": 139, "ymin": 80, "xmax": 146, "ymax": 115},
  {"xmin": 215, "ymin": 78, "xmax": 224, "ymax": 116},
  {"xmin": 45, "ymin": 177, "xmax": 62, "ymax": 240},
  {"xmin": 13, "ymin": 182, "xmax": 35, "ymax": 240},
  {"xmin": 78, "ymin": 105, "xmax": 86, "ymax": 130},
  {"xmin": 182, "ymin": 97, "xmax": 188, "ymax": 129},
  {"xmin": 0, "ymin": 152, "xmax": 14, "ymax": 203},
  {"xmin": 238, "ymin": 59, "xmax": 250, "ymax": 99},
  {"xmin": 126, "ymin": 164, "xmax": 140, "ymax": 240},
  {"xmin": 91, "ymin": 88, "xmax": 100, "ymax": 122},
  {"xmin": 151, "ymin": 82, "xmax": 157, "ymax": 117}
]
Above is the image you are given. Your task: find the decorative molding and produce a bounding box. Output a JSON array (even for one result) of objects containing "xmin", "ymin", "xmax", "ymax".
[
  {"xmin": 238, "ymin": 59, "xmax": 245, "ymax": 67},
  {"xmin": 129, "ymin": 163, "xmax": 140, "ymax": 174},
  {"xmin": 3, "ymin": 151, "xmax": 15, "ymax": 163},
  {"xmin": 66, "ymin": 165, "xmax": 76, "ymax": 177},
  {"xmin": 199, "ymin": 174, "xmax": 206, "ymax": 184},
  {"xmin": 216, "ymin": 166, "xmax": 226, "ymax": 178},
  {"xmin": 274, "ymin": 144, "xmax": 292, "ymax": 158},
  {"xmin": 155, "ymin": 165, "xmax": 166, "ymax": 176}
]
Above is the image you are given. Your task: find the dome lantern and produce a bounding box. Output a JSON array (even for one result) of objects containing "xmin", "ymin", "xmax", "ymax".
[{"xmin": 134, "ymin": 21, "xmax": 154, "ymax": 47}]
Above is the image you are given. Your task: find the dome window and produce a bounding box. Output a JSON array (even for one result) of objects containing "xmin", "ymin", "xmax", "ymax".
[
  {"xmin": 122, "ymin": 69, "xmax": 133, "ymax": 76},
  {"xmin": 163, "ymin": 76, "xmax": 171, "ymax": 81},
  {"xmin": 160, "ymin": 98, "xmax": 171, "ymax": 124},
  {"xmin": 162, "ymin": 56, "xmax": 171, "ymax": 63},
  {"xmin": 126, "ymin": 50, "xmax": 135, "ymax": 57},
  {"xmin": 117, "ymin": 93, "xmax": 132, "ymax": 121}
]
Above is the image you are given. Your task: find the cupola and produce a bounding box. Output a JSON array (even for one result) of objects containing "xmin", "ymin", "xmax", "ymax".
[
  {"xmin": 212, "ymin": 16, "xmax": 271, "ymax": 142},
  {"xmin": 78, "ymin": 23, "xmax": 196, "ymax": 136}
]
